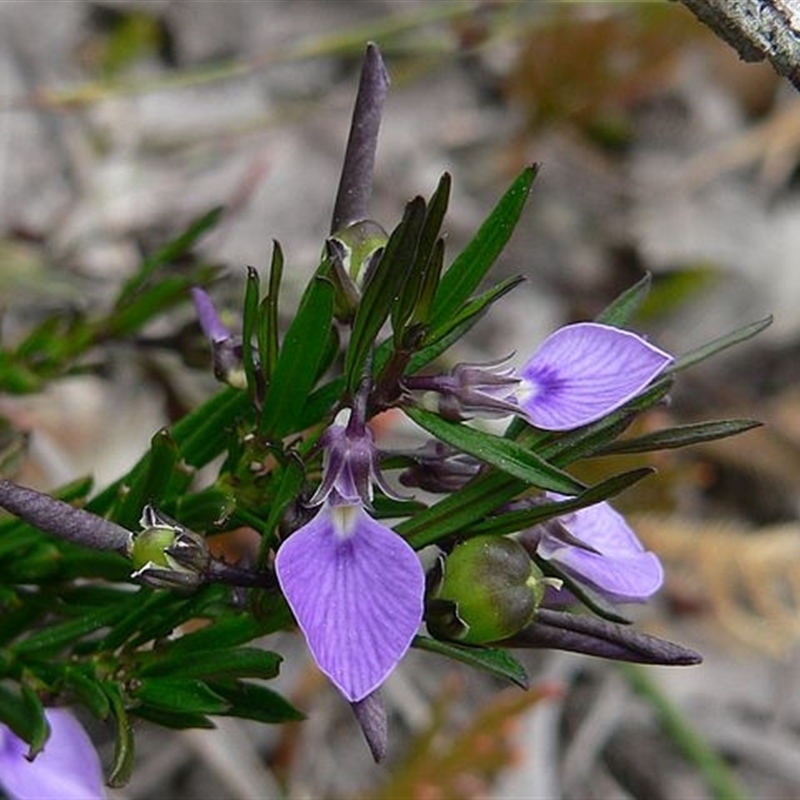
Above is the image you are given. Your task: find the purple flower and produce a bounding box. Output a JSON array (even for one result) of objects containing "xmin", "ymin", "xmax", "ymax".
[
  {"xmin": 534, "ymin": 497, "xmax": 663, "ymax": 603},
  {"xmin": 513, "ymin": 322, "xmax": 672, "ymax": 431},
  {"xmin": 275, "ymin": 413, "xmax": 425, "ymax": 702},
  {"xmin": 190, "ymin": 287, "xmax": 247, "ymax": 388},
  {"xmin": 404, "ymin": 323, "xmax": 671, "ymax": 431},
  {"xmin": 0, "ymin": 709, "xmax": 105, "ymax": 800}
]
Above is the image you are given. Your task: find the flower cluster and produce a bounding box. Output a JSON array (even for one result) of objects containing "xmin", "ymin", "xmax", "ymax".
[{"xmin": 259, "ymin": 317, "xmax": 672, "ymax": 705}]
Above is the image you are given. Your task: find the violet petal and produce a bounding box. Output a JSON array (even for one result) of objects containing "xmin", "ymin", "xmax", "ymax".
[
  {"xmin": 516, "ymin": 322, "xmax": 672, "ymax": 430},
  {"xmin": 275, "ymin": 504, "xmax": 424, "ymax": 702},
  {"xmin": 190, "ymin": 287, "xmax": 231, "ymax": 344},
  {"xmin": 538, "ymin": 501, "xmax": 663, "ymax": 602},
  {"xmin": 0, "ymin": 709, "xmax": 105, "ymax": 800}
]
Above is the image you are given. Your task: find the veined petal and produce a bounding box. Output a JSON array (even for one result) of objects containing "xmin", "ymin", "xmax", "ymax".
[
  {"xmin": 0, "ymin": 710, "xmax": 105, "ymax": 800},
  {"xmin": 515, "ymin": 323, "xmax": 672, "ymax": 430},
  {"xmin": 275, "ymin": 504, "xmax": 424, "ymax": 702},
  {"xmin": 538, "ymin": 500, "xmax": 663, "ymax": 602}
]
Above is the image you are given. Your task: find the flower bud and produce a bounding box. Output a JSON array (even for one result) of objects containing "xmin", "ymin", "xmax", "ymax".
[
  {"xmin": 130, "ymin": 505, "xmax": 209, "ymax": 591},
  {"xmin": 331, "ymin": 220, "xmax": 388, "ymax": 284},
  {"xmin": 425, "ymin": 535, "xmax": 552, "ymax": 645}
]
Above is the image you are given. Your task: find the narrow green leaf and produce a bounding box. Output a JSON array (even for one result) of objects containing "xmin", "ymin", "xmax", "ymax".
[
  {"xmin": 595, "ymin": 272, "xmax": 652, "ymax": 327},
  {"xmin": 116, "ymin": 207, "xmax": 223, "ymax": 305},
  {"xmin": 64, "ymin": 667, "xmax": 111, "ymax": 719},
  {"xmin": 671, "ymin": 316, "xmax": 773, "ymax": 373},
  {"xmin": 176, "ymin": 388, "xmax": 252, "ymax": 469},
  {"xmin": 20, "ymin": 684, "xmax": 48, "ymax": 758},
  {"xmin": 11, "ymin": 602, "xmax": 134, "ymax": 657},
  {"xmin": 161, "ymin": 614, "xmax": 270, "ymax": 655},
  {"xmin": 256, "ymin": 457, "xmax": 305, "ymax": 559},
  {"xmin": 133, "ymin": 706, "xmax": 215, "ymax": 729},
  {"xmin": 133, "ymin": 678, "xmax": 230, "ymax": 714},
  {"xmin": 405, "ymin": 406, "xmax": 585, "ymax": 494},
  {"xmin": 393, "ymin": 173, "xmax": 451, "ymax": 336},
  {"xmin": 105, "ymin": 683, "xmax": 136, "ymax": 787},
  {"xmin": 263, "ymin": 241, "xmax": 284, "ymax": 380},
  {"xmin": 107, "ymin": 271, "xmax": 218, "ymax": 338},
  {"xmin": 260, "ymin": 271, "xmax": 336, "ymax": 437},
  {"xmin": 462, "ymin": 468, "xmax": 654, "ymax": 540},
  {"xmin": 242, "ymin": 266, "xmax": 262, "ymax": 402},
  {"xmin": 599, "ymin": 419, "xmax": 762, "ymax": 455},
  {"xmin": 114, "ymin": 427, "xmax": 180, "ymax": 530},
  {"xmin": 431, "ymin": 165, "xmax": 538, "ymax": 323},
  {"xmin": 138, "ymin": 647, "xmax": 282, "ymax": 681},
  {"xmin": 412, "ymin": 635, "xmax": 529, "ymax": 689},
  {"xmin": 397, "ymin": 471, "xmax": 524, "ymax": 550},
  {"xmin": 208, "ymin": 680, "xmax": 305, "ymax": 723},
  {"xmin": 0, "ymin": 685, "xmax": 39, "ymax": 744},
  {"xmin": 409, "ymin": 275, "xmax": 525, "ymax": 372}
]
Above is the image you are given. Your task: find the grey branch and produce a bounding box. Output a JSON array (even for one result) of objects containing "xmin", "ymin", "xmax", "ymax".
[
  {"xmin": 330, "ymin": 42, "xmax": 389, "ymax": 234},
  {"xmin": 677, "ymin": 0, "xmax": 800, "ymax": 90},
  {"xmin": 0, "ymin": 478, "xmax": 131, "ymax": 553}
]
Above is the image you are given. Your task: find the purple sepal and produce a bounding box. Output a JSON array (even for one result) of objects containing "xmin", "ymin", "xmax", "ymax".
[
  {"xmin": 0, "ymin": 709, "xmax": 105, "ymax": 800},
  {"xmin": 537, "ymin": 499, "xmax": 663, "ymax": 603},
  {"xmin": 515, "ymin": 322, "xmax": 672, "ymax": 430},
  {"xmin": 275, "ymin": 504, "xmax": 424, "ymax": 702},
  {"xmin": 309, "ymin": 421, "xmax": 403, "ymax": 508}
]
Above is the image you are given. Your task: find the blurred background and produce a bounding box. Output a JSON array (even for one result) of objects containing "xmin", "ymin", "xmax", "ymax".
[{"xmin": 2, "ymin": 1, "xmax": 800, "ymax": 797}]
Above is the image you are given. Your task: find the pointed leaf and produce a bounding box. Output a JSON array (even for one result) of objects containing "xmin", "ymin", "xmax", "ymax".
[
  {"xmin": 671, "ymin": 316, "xmax": 772, "ymax": 373},
  {"xmin": 116, "ymin": 207, "xmax": 223, "ymax": 305},
  {"xmin": 431, "ymin": 165, "xmax": 537, "ymax": 323},
  {"xmin": 393, "ymin": 172, "xmax": 451, "ymax": 337},
  {"xmin": 397, "ymin": 471, "xmax": 524, "ymax": 550},
  {"xmin": 599, "ymin": 419, "xmax": 762, "ymax": 455},
  {"xmin": 242, "ymin": 265, "xmax": 262, "ymax": 401},
  {"xmin": 208, "ymin": 680, "xmax": 305, "ymax": 723},
  {"xmin": 260, "ymin": 270, "xmax": 336, "ymax": 437},
  {"xmin": 595, "ymin": 272, "xmax": 652, "ymax": 327},
  {"xmin": 139, "ymin": 647, "xmax": 282, "ymax": 681},
  {"xmin": 462, "ymin": 468, "xmax": 655, "ymax": 540},
  {"xmin": 412, "ymin": 635, "xmax": 529, "ymax": 689},
  {"xmin": 132, "ymin": 678, "xmax": 230, "ymax": 715},
  {"xmin": 105, "ymin": 683, "xmax": 136, "ymax": 788},
  {"xmin": 404, "ymin": 406, "xmax": 585, "ymax": 494},
  {"xmin": 345, "ymin": 197, "xmax": 427, "ymax": 392}
]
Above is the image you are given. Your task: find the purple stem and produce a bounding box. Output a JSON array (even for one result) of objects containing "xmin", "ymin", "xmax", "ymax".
[{"xmin": 330, "ymin": 43, "xmax": 389, "ymax": 234}]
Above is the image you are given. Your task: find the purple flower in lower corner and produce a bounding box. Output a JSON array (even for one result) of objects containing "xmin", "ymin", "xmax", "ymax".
[
  {"xmin": 533, "ymin": 497, "xmax": 664, "ymax": 603},
  {"xmin": 513, "ymin": 322, "xmax": 672, "ymax": 431},
  {"xmin": 275, "ymin": 411, "xmax": 425, "ymax": 702},
  {"xmin": 0, "ymin": 709, "xmax": 105, "ymax": 800}
]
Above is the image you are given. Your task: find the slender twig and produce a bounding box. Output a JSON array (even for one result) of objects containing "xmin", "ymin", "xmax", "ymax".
[{"xmin": 0, "ymin": 478, "xmax": 131, "ymax": 554}]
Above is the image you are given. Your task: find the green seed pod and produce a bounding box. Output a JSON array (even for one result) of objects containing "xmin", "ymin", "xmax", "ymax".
[{"xmin": 426, "ymin": 535, "xmax": 547, "ymax": 645}]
